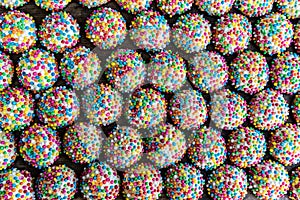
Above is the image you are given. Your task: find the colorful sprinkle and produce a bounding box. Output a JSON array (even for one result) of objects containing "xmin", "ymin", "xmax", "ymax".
[
  {"xmin": 165, "ymin": 163, "xmax": 205, "ymax": 199},
  {"xmin": 248, "ymin": 160, "xmax": 290, "ymax": 200},
  {"xmin": 0, "ymin": 168, "xmax": 35, "ymax": 199},
  {"xmin": 148, "ymin": 49, "xmax": 186, "ymax": 92},
  {"xmin": 253, "ymin": 13, "xmax": 293, "ymax": 55},
  {"xmin": 0, "ymin": 0, "xmax": 29, "ymax": 9},
  {"xmin": 188, "ymin": 51, "xmax": 228, "ymax": 93},
  {"xmin": 169, "ymin": 89, "xmax": 207, "ymax": 130},
  {"xmin": 35, "ymin": 0, "xmax": 72, "ymax": 11},
  {"xmin": 172, "ymin": 13, "xmax": 211, "ymax": 53},
  {"xmin": 157, "ymin": 0, "xmax": 193, "ymax": 17},
  {"xmin": 277, "ymin": 0, "xmax": 300, "ymax": 19},
  {"xmin": 81, "ymin": 162, "xmax": 120, "ymax": 200},
  {"xmin": 104, "ymin": 126, "xmax": 143, "ymax": 170},
  {"xmin": 19, "ymin": 123, "xmax": 60, "ymax": 169},
  {"xmin": 187, "ymin": 127, "xmax": 226, "ymax": 170},
  {"xmin": 196, "ymin": 0, "xmax": 234, "ymax": 16},
  {"xmin": 116, "ymin": 0, "xmax": 152, "ymax": 13},
  {"xmin": 235, "ymin": 0, "xmax": 274, "ymax": 17},
  {"xmin": 229, "ymin": 50, "xmax": 269, "ymax": 94},
  {"xmin": 210, "ymin": 89, "xmax": 247, "ymax": 130},
  {"xmin": 227, "ymin": 126, "xmax": 266, "ymax": 168},
  {"xmin": 0, "ymin": 131, "xmax": 16, "ymax": 171},
  {"xmin": 270, "ymin": 51, "xmax": 300, "ymax": 94},
  {"xmin": 36, "ymin": 165, "xmax": 77, "ymax": 200},
  {"xmin": 292, "ymin": 94, "xmax": 300, "ymax": 124},
  {"xmin": 37, "ymin": 86, "xmax": 80, "ymax": 129},
  {"xmin": 17, "ymin": 48, "xmax": 59, "ymax": 92},
  {"xmin": 249, "ymin": 88, "xmax": 289, "ymax": 130},
  {"xmin": 78, "ymin": 0, "xmax": 110, "ymax": 8},
  {"xmin": 39, "ymin": 11, "xmax": 80, "ymax": 53},
  {"xmin": 122, "ymin": 163, "xmax": 163, "ymax": 199},
  {"xmin": 82, "ymin": 83, "xmax": 123, "ymax": 126},
  {"xmin": 0, "ymin": 87, "xmax": 34, "ymax": 131},
  {"xmin": 207, "ymin": 165, "xmax": 248, "ymax": 200},
  {"xmin": 0, "ymin": 10, "xmax": 37, "ymax": 54},
  {"xmin": 105, "ymin": 49, "xmax": 146, "ymax": 93},
  {"xmin": 213, "ymin": 13, "xmax": 252, "ymax": 55},
  {"xmin": 63, "ymin": 122, "xmax": 103, "ymax": 164},
  {"xmin": 144, "ymin": 124, "xmax": 186, "ymax": 168},
  {"xmin": 0, "ymin": 51, "xmax": 13, "ymax": 91},
  {"xmin": 130, "ymin": 10, "xmax": 170, "ymax": 51},
  {"xmin": 86, "ymin": 7, "xmax": 127, "ymax": 49},
  {"xmin": 269, "ymin": 123, "xmax": 300, "ymax": 166},
  {"xmin": 126, "ymin": 87, "xmax": 167, "ymax": 129},
  {"xmin": 60, "ymin": 45, "xmax": 102, "ymax": 90}
]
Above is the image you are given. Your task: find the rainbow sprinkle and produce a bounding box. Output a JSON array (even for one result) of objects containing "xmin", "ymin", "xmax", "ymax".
[
  {"xmin": 17, "ymin": 48, "xmax": 59, "ymax": 92},
  {"xmin": 39, "ymin": 11, "xmax": 80, "ymax": 53},
  {"xmin": 172, "ymin": 13, "xmax": 211, "ymax": 53},
  {"xmin": 86, "ymin": 7, "xmax": 127, "ymax": 49},
  {"xmin": 19, "ymin": 123, "xmax": 60, "ymax": 169},
  {"xmin": 253, "ymin": 13, "xmax": 293, "ymax": 55}
]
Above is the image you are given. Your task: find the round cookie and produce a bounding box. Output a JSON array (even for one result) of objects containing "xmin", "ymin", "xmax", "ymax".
[
  {"xmin": 19, "ymin": 123, "xmax": 60, "ymax": 169},
  {"xmin": 104, "ymin": 126, "xmax": 143, "ymax": 170},
  {"xmin": 144, "ymin": 124, "xmax": 186, "ymax": 168},
  {"xmin": 0, "ymin": 131, "xmax": 16, "ymax": 171},
  {"xmin": 210, "ymin": 89, "xmax": 247, "ymax": 130},
  {"xmin": 122, "ymin": 163, "xmax": 163, "ymax": 199},
  {"xmin": 0, "ymin": 87, "xmax": 34, "ymax": 131},
  {"xmin": 148, "ymin": 50, "xmax": 186, "ymax": 92},
  {"xmin": 248, "ymin": 160, "xmax": 290, "ymax": 200},
  {"xmin": 36, "ymin": 165, "xmax": 77, "ymax": 200},
  {"xmin": 213, "ymin": 13, "xmax": 252, "ymax": 55},
  {"xmin": 290, "ymin": 167, "xmax": 300, "ymax": 200},
  {"xmin": 227, "ymin": 126, "xmax": 266, "ymax": 168},
  {"xmin": 253, "ymin": 13, "xmax": 293, "ymax": 55},
  {"xmin": 81, "ymin": 162, "xmax": 120, "ymax": 200},
  {"xmin": 0, "ymin": 51, "xmax": 13, "ymax": 91},
  {"xmin": 169, "ymin": 89, "xmax": 207, "ymax": 130},
  {"xmin": 0, "ymin": 10, "xmax": 37, "ymax": 54},
  {"xmin": 295, "ymin": 23, "xmax": 300, "ymax": 54},
  {"xmin": 86, "ymin": 7, "xmax": 127, "ymax": 49},
  {"xmin": 37, "ymin": 86, "xmax": 80, "ymax": 129},
  {"xmin": 229, "ymin": 50, "xmax": 269, "ymax": 94},
  {"xmin": 126, "ymin": 87, "xmax": 167, "ymax": 129},
  {"xmin": 269, "ymin": 124, "xmax": 300, "ymax": 166},
  {"xmin": 165, "ymin": 163, "xmax": 205, "ymax": 199},
  {"xmin": 63, "ymin": 122, "xmax": 103, "ymax": 164},
  {"xmin": 235, "ymin": 0, "xmax": 274, "ymax": 17},
  {"xmin": 35, "ymin": 0, "xmax": 72, "ymax": 11},
  {"xmin": 105, "ymin": 49, "xmax": 146, "ymax": 93},
  {"xmin": 17, "ymin": 48, "xmax": 59, "ymax": 92},
  {"xmin": 188, "ymin": 51, "xmax": 228, "ymax": 93},
  {"xmin": 196, "ymin": 0, "xmax": 234, "ymax": 16},
  {"xmin": 157, "ymin": 0, "xmax": 193, "ymax": 17},
  {"xmin": 82, "ymin": 83, "xmax": 123, "ymax": 126},
  {"xmin": 60, "ymin": 46, "xmax": 102, "ymax": 90},
  {"xmin": 270, "ymin": 51, "xmax": 300, "ymax": 94},
  {"xmin": 187, "ymin": 127, "xmax": 226, "ymax": 170},
  {"xmin": 277, "ymin": 0, "xmax": 300, "ymax": 19},
  {"xmin": 78, "ymin": 0, "xmax": 110, "ymax": 8},
  {"xmin": 0, "ymin": 168, "xmax": 35, "ymax": 199},
  {"xmin": 130, "ymin": 10, "xmax": 170, "ymax": 51},
  {"xmin": 207, "ymin": 165, "xmax": 248, "ymax": 200},
  {"xmin": 249, "ymin": 89, "xmax": 289, "ymax": 130},
  {"xmin": 39, "ymin": 11, "xmax": 80, "ymax": 53},
  {"xmin": 172, "ymin": 13, "xmax": 211, "ymax": 53},
  {"xmin": 0, "ymin": 0, "xmax": 29, "ymax": 9},
  {"xmin": 116, "ymin": 0, "xmax": 152, "ymax": 13}
]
